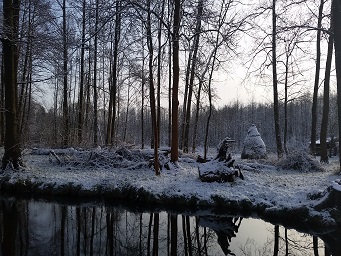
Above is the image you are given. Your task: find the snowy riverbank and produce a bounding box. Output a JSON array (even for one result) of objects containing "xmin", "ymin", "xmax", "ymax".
[{"xmin": 0, "ymin": 147, "xmax": 340, "ymax": 233}]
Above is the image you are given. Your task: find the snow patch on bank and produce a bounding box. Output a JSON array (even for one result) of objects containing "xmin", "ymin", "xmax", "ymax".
[{"xmin": 0, "ymin": 147, "xmax": 340, "ymax": 226}]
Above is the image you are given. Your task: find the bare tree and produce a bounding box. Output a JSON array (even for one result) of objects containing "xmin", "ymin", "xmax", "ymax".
[
  {"xmin": 62, "ymin": 0, "xmax": 69, "ymax": 147},
  {"xmin": 157, "ymin": 0, "xmax": 166, "ymax": 147},
  {"xmin": 320, "ymin": 10, "xmax": 334, "ymax": 163},
  {"xmin": 2, "ymin": 0, "xmax": 22, "ymax": 169},
  {"xmin": 147, "ymin": 0, "xmax": 160, "ymax": 174},
  {"xmin": 183, "ymin": 0, "xmax": 204, "ymax": 153},
  {"xmin": 141, "ymin": 21, "xmax": 146, "ymax": 149},
  {"xmin": 333, "ymin": 0, "xmax": 341, "ymax": 170},
  {"xmin": 93, "ymin": 0, "xmax": 99, "ymax": 146},
  {"xmin": 272, "ymin": 0, "xmax": 284, "ymax": 159},
  {"xmin": 171, "ymin": 0, "xmax": 181, "ymax": 163},
  {"xmin": 310, "ymin": 0, "xmax": 325, "ymax": 155},
  {"xmin": 106, "ymin": 0, "xmax": 121, "ymax": 145},
  {"xmin": 0, "ymin": 57, "xmax": 4, "ymax": 145},
  {"xmin": 77, "ymin": 0, "xmax": 86, "ymax": 145}
]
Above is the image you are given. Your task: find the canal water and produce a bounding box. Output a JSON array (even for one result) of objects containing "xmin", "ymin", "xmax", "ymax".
[{"xmin": 0, "ymin": 197, "xmax": 337, "ymax": 255}]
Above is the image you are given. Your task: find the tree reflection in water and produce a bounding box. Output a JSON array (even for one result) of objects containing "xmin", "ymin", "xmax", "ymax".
[
  {"xmin": 198, "ymin": 216, "xmax": 242, "ymax": 255},
  {"xmin": 1, "ymin": 199, "xmax": 19, "ymax": 255},
  {"xmin": 0, "ymin": 198, "xmax": 339, "ymax": 255}
]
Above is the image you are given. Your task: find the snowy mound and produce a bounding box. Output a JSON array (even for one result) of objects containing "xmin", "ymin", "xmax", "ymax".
[
  {"xmin": 276, "ymin": 151, "xmax": 323, "ymax": 172},
  {"xmin": 241, "ymin": 124, "xmax": 266, "ymax": 159},
  {"xmin": 198, "ymin": 160, "xmax": 242, "ymax": 183}
]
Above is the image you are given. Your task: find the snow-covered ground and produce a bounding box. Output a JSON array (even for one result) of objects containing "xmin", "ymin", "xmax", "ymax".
[{"xmin": 0, "ymin": 146, "xmax": 340, "ymax": 233}]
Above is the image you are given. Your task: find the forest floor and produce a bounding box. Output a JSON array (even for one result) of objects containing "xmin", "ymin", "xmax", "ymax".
[{"xmin": 0, "ymin": 146, "xmax": 340, "ymax": 234}]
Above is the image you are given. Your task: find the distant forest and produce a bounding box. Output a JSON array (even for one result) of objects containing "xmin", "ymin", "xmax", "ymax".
[
  {"xmin": 1, "ymin": 0, "xmax": 341, "ymax": 170},
  {"xmin": 12, "ymin": 92, "xmax": 338, "ymax": 154}
]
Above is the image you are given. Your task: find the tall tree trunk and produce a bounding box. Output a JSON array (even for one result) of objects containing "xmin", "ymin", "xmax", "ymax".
[
  {"xmin": 85, "ymin": 72, "xmax": 91, "ymax": 142},
  {"xmin": 192, "ymin": 80, "xmax": 203, "ymax": 153},
  {"xmin": 320, "ymin": 25, "xmax": 334, "ymax": 163},
  {"xmin": 168, "ymin": 13, "xmax": 172, "ymax": 148},
  {"xmin": 23, "ymin": 69, "xmax": 32, "ymax": 144},
  {"xmin": 171, "ymin": 0, "xmax": 180, "ymax": 163},
  {"xmin": 106, "ymin": 0, "xmax": 121, "ymax": 145},
  {"xmin": 78, "ymin": 0, "xmax": 86, "ymax": 145},
  {"xmin": 310, "ymin": 0, "xmax": 324, "ymax": 155},
  {"xmin": 141, "ymin": 20, "xmax": 145, "ymax": 149},
  {"xmin": 272, "ymin": 0, "xmax": 283, "ymax": 159},
  {"xmin": 183, "ymin": 0, "xmax": 203, "ymax": 153},
  {"xmin": 283, "ymin": 41, "xmax": 295, "ymax": 155},
  {"xmin": 147, "ymin": 0, "xmax": 160, "ymax": 175},
  {"xmin": 2, "ymin": 0, "xmax": 22, "ymax": 169},
  {"xmin": 157, "ymin": 0, "xmax": 165, "ymax": 147},
  {"xmin": 123, "ymin": 82, "xmax": 130, "ymax": 142},
  {"xmin": 204, "ymin": 0, "xmax": 227, "ymax": 161},
  {"xmin": 18, "ymin": 0, "xmax": 33, "ymax": 137},
  {"xmin": 93, "ymin": 0, "xmax": 99, "ymax": 146},
  {"xmin": 53, "ymin": 80, "xmax": 58, "ymax": 145},
  {"xmin": 204, "ymin": 60, "xmax": 215, "ymax": 161},
  {"xmin": 332, "ymin": 0, "xmax": 341, "ymax": 170},
  {"xmin": 62, "ymin": 0, "xmax": 69, "ymax": 147},
  {"xmin": 284, "ymin": 56, "xmax": 289, "ymax": 155},
  {"xmin": 181, "ymin": 47, "xmax": 193, "ymax": 150},
  {"xmin": 0, "ymin": 55, "xmax": 5, "ymax": 145}
]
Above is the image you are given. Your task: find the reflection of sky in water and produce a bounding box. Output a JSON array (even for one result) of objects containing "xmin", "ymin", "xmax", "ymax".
[
  {"xmin": 230, "ymin": 218, "xmax": 273, "ymax": 251},
  {"xmin": 231, "ymin": 218, "xmax": 325, "ymax": 256},
  {"xmin": 1, "ymin": 199, "xmax": 327, "ymax": 255}
]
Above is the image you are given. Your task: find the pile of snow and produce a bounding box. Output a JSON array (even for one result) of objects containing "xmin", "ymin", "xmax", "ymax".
[
  {"xmin": 241, "ymin": 124, "xmax": 267, "ymax": 159},
  {"xmin": 276, "ymin": 151, "xmax": 323, "ymax": 172}
]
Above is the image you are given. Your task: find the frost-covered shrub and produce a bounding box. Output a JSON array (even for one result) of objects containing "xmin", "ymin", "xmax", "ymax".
[
  {"xmin": 276, "ymin": 151, "xmax": 323, "ymax": 172},
  {"xmin": 241, "ymin": 124, "xmax": 267, "ymax": 159}
]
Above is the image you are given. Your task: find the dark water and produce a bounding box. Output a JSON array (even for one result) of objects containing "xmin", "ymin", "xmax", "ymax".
[{"xmin": 0, "ymin": 197, "xmax": 339, "ymax": 256}]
